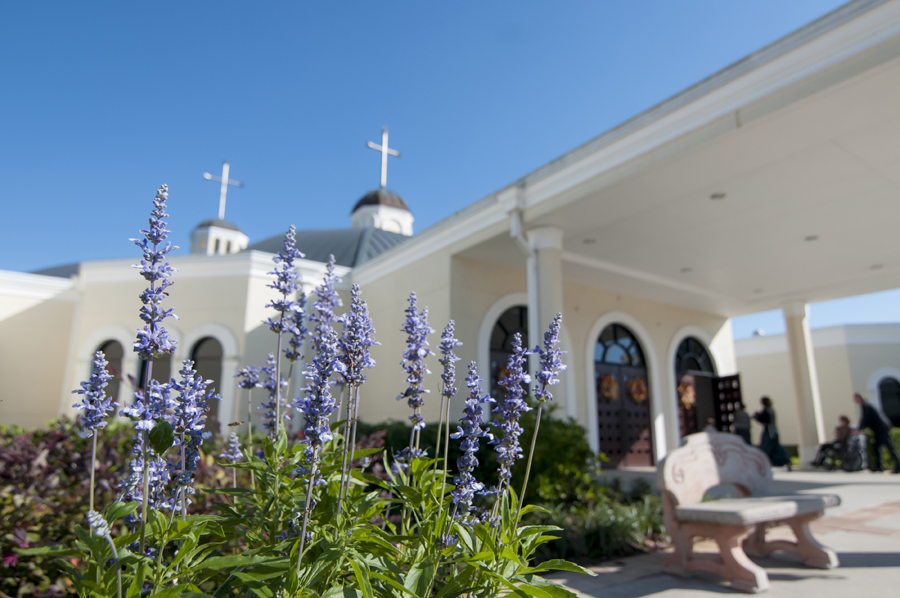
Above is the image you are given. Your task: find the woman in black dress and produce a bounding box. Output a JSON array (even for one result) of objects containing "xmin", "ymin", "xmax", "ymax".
[{"xmin": 753, "ymin": 396, "xmax": 792, "ymax": 470}]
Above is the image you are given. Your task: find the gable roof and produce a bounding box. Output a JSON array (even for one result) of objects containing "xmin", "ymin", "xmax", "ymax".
[{"xmin": 246, "ymin": 227, "xmax": 408, "ymax": 267}]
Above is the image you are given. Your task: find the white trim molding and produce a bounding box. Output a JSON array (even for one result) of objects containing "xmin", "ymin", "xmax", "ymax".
[{"xmin": 583, "ymin": 311, "xmax": 666, "ymax": 462}]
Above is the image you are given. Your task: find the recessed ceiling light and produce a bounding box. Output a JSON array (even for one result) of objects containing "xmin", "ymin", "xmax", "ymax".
[
  {"xmin": 583, "ymin": 238, "xmax": 596, "ymax": 245},
  {"xmin": 710, "ymin": 192, "xmax": 726, "ymax": 200},
  {"xmin": 680, "ymin": 267, "xmax": 693, "ymax": 273},
  {"xmin": 804, "ymin": 235, "xmax": 819, "ymax": 242},
  {"xmin": 871, "ymin": 264, "xmax": 884, "ymax": 270}
]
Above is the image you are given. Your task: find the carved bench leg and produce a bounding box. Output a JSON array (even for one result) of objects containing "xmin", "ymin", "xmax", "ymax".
[
  {"xmin": 743, "ymin": 513, "xmax": 838, "ymax": 569},
  {"xmin": 664, "ymin": 527, "xmax": 693, "ymax": 577},
  {"xmin": 786, "ymin": 512, "xmax": 839, "ymax": 569},
  {"xmin": 712, "ymin": 527, "xmax": 770, "ymax": 593}
]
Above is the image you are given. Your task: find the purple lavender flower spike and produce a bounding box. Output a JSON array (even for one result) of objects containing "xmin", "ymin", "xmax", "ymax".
[
  {"xmin": 72, "ymin": 351, "xmax": 119, "ymax": 438},
  {"xmin": 438, "ymin": 321, "xmax": 462, "ymax": 398},
  {"xmin": 131, "ymin": 185, "xmax": 178, "ymax": 361},
  {"xmin": 284, "ymin": 290, "xmax": 309, "ymax": 363},
  {"xmin": 338, "ymin": 284, "xmax": 378, "ymax": 387},
  {"xmin": 169, "ymin": 360, "xmax": 218, "ymax": 509},
  {"xmin": 295, "ymin": 331, "xmax": 345, "ymax": 476},
  {"xmin": 121, "ymin": 378, "xmax": 174, "ymax": 431},
  {"xmin": 119, "ymin": 432, "xmax": 173, "ymax": 511},
  {"xmin": 264, "ymin": 225, "xmax": 305, "ymax": 335},
  {"xmin": 220, "ymin": 432, "xmax": 243, "ymax": 462},
  {"xmin": 310, "ymin": 254, "xmax": 343, "ymax": 357},
  {"xmin": 258, "ymin": 353, "xmax": 289, "ymax": 438},
  {"xmin": 450, "ymin": 363, "xmax": 494, "ymax": 523},
  {"xmin": 491, "ymin": 333, "xmax": 531, "ymax": 490},
  {"xmin": 235, "ymin": 365, "xmax": 261, "ymax": 390},
  {"xmin": 396, "ymin": 293, "xmax": 434, "ymax": 431},
  {"xmin": 533, "ymin": 313, "xmax": 567, "ymax": 403}
]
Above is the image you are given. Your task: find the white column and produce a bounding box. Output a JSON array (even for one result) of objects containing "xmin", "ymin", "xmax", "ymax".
[
  {"xmin": 220, "ymin": 356, "xmax": 239, "ymax": 427},
  {"xmin": 526, "ymin": 227, "xmax": 567, "ymax": 402},
  {"xmin": 782, "ymin": 302, "xmax": 826, "ymax": 466}
]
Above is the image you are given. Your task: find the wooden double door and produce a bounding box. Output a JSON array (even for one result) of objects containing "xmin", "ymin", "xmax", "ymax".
[{"xmin": 595, "ymin": 363, "xmax": 653, "ymax": 468}]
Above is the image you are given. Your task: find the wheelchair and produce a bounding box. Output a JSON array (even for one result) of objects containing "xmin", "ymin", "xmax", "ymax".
[{"xmin": 814, "ymin": 433, "xmax": 868, "ymax": 472}]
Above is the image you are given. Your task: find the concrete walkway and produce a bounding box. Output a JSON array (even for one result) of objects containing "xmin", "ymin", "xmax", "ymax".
[{"xmin": 547, "ymin": 470, "xmax": 900, "ymax": 596}]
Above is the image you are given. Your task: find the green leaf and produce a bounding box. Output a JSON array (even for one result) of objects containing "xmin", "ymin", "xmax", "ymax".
[
  {"xmin": 525, "ymin": 559, "xmax": 596, "ymax": 576},
  {"xmin": 404, "ymin": 557, "xmax": 436, "ymax": 597},
  {"xmin": 349, "ymin": 559, "xmax": 374, "ymax": 598},
  {"xmin": 148, "ymin": 419, "xmax": 175, "ymax": 455},
  {"xmin": 199, "ymin": 554, "xmax": 281, "ymax": 571},
  {"xmin": 105, "ymin": 501, "xmax": 140, "ymax": 524},
  {"xmin": 369, "ymin": 571, "xmax": 420, "ymax": 597},
  {"xmin": 126, "ymin": 562, "xmax": 149, "ymax": 598},
  {"xmin": 16, "ymin": 545, "xmax": 80, "ymax": 557}
]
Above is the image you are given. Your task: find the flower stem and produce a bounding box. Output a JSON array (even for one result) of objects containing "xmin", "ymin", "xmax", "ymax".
[
  {"xmin": 103, "ymin": 533, "xmax": 122, "ymax": 598},
  {"xmin": 274, "ymin": 323, "xmax": 284, "ymax": 438},
  {"xmin": 337, "ymin": 385, "xmax": 353, "ymax": 513},
  {"xmin": 89, "ymin": 434, "xmax": 97, "ymax": 517},
  {"xmin": 514, "ymin": 402, "xmax": 544, "ymax": 530},
  {"xmin": 297, "ymin": 454, "xmax": 319, "ymax": 575},
  {"xmin": 439, "ymin": 395, "xmax": 451, "ymax": 513},
  {"xmin": 138, "ymin": 359, "xmax": 153, "ymax": 556},
  {"xmin": 247, "ymin": 389, "xmax": 255, "ymax": 492}
]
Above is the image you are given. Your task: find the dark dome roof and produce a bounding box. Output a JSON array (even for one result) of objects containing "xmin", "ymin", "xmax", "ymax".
[
  {"xmin": 194, "ymin": 218, "xmax": 243, "ymax": 232},
  {"xmin": 246, "ymin": 227, "xmax": 409, "ymax": 267},
  {"xmin": 351, "ymin": 188, "xmax": 409, "ymax": 214}
]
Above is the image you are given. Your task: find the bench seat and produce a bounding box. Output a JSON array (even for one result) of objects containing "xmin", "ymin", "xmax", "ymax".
[{"xmin": 675, "ymin": 494, "xmax": 841, "ymax": 526}]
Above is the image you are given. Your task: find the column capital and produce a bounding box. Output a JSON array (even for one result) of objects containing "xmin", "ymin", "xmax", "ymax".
[
  {"xmin": 782, "ymin": 301, "xmax": 809, "ymax": 319},
  {"xmin": 526, "ymin": 226, "xmax": 564, "ymax": 251}
]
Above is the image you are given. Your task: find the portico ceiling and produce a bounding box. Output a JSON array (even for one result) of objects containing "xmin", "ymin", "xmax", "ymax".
[{"xmin": 458, "ymin": 25, "xmax": 900, "ymax": 317}]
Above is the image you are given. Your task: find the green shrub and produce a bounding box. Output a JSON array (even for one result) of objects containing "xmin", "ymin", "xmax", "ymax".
[{"xmin": 864, "ymin": 427, "xmax": 900, "ymax": 471}]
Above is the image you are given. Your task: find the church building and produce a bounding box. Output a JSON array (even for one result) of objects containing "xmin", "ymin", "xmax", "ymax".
[{"xmin": 3, "ymin": 0, "xmax": 900, "ymax": 469}]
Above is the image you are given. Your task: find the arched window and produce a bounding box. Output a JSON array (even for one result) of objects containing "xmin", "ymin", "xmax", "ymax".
[
  {"xmin": 192, "ymin": 337, "xmax": 224, "ymax": 434},
  {"xmin": 595, "ymin": 323, "xmax": 644, "ymax": 367},
  {"xmin": 96, "ymin": 340, "xmax": 124, "ymax": 403},
  {"xmin": 138, "ymin": 354, "xmax": 172, "ymax": 390},
  {"xmin": 489, "ymin": 306, "xmax": 528, "ymax": 400},
  {"xmin": 675, "ymin": 336, "xmax": 716, "ymax": 377},
  {"xmin": 674, "ymin": 336, "xmax": 716, "ymax": 437},
  {"xmin": 878, "ymin": 377, "xmax": 900, "ymax": 427},
  {"xmin": 594, "ymin": 323, "xmax": 652, "ymax": 467}
]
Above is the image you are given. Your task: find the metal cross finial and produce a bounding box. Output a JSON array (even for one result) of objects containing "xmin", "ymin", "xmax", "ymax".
[
  {"xmin": 203, "ymin": 161, "xmax": 243, "ymax": 220},
  {"xmin": 366, "ymin": 127, "xmax": 400, "ymax": 188}
]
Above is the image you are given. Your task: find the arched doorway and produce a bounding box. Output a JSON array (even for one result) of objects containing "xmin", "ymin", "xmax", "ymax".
[
  {"xmin": 674, "ymin": 337, "xmax": 716, "ymax": 437},
  {"xmin": 595, "ymin": 324, "xmax": 652, "ymax": 467},
  {"xmin": 97, "ymin": 340, "xmax": 124, "ymax": 404},
  {"xmin": 137, "ymin": 355, "xmax": 172, "ymax": 390},
  {"xmin": 878, "ymin": 377, "xmax": 900, "ymax": 427},
  {"xmin": 489, "ymin": 306, "xmax": 529, "ymax": 401},
  {"xmin": 192, "ymin": 337, "xmax": 224, "ymax": 435}
]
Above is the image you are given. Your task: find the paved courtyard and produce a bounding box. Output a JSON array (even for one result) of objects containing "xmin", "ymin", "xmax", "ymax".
[{"xmin": 547, "ymin": 470, "xmax": 900, "ymax": 596}]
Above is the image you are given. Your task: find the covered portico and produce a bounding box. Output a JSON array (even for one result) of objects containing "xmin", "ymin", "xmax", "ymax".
[{"xmin": 442, "ymin": 0, "xmax": 900, "ymax": 465}]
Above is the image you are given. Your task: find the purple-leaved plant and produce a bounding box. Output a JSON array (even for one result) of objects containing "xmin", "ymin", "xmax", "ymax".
[
  {"xmin": 263, "ymin": 225, "xmax": 305, "ymax": 437},
  {"xmin": 168, "ymin": 360, "xmax": 218, "ymax": 517},
  {"xmin": 295, "ymin": 330, "xmax": 345, "ymax": 561},
  {"xmin": 128, "ymin": 184, "xmax": 178, "ymax": 554},
  {"xmin": 450, "ymin": 363, "xmax": 493, "ymax": 525},
  {"xmin": 336, "ymin": 284, "xmax": 378, "ymax": 509},
  {"xmin": 490, "ymin": 333, "xmax": 531, "ymax": 494},
  {"xmin": 72, "ymin": 351, "xmax": 118, "ymax": 514},
  {"xmin": 395, "ymin": 292, "xmax": 434, "ymax": 464}
]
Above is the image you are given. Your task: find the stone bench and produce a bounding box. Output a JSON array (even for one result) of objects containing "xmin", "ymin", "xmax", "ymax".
[{"xmin": 657, "ymin": 431, "xmax": 840, "ymax": 593}]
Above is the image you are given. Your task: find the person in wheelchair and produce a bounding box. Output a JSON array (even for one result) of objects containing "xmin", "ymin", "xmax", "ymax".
[{"xmin": 811, "ymin": 415, "xmax": 859, "ymax": 470}]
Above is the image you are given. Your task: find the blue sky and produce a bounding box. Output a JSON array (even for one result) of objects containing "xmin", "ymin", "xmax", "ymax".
[{"xmin": 4, "ymin": 0, "xmax": 893, "ymax": 337}]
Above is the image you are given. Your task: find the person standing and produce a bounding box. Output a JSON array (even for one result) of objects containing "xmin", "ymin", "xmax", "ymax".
[
  {"xmin": 854, "ymin": 393, "xmax": 900, "ymax": 473},
  {"xmin": 733, "ymin": 402, "xmax": 752, "ymax": 445},
  {"xmin": 753, "ymin": 396, "xmax": 792, "ymax": 470}
]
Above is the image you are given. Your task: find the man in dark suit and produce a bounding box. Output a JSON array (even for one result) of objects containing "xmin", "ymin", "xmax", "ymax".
[{"xmin": 854, "ymin": 393, "xmax": 900, "ymax": 473}]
